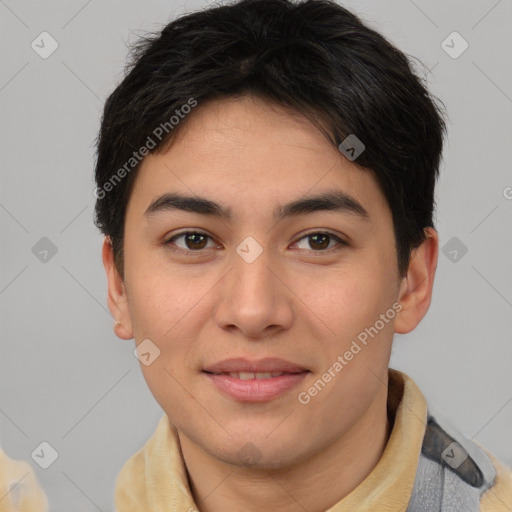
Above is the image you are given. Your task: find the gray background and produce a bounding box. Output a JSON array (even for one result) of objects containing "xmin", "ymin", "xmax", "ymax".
[{"xmin": 1, "ymin": 0, "xmax": 511, "ymax": 510}]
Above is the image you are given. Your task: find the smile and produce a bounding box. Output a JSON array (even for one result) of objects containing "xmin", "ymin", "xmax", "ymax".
[
  {"xmin": 203, "ymin": 369, "xmax": 309, "ymax": 402},
  {"xmin": 221, "ymin": 371, "xmax": 289, "ymax": 379}
]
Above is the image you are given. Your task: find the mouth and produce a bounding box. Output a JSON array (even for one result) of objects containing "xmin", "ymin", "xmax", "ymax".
[
  {"xmin": 203, "ymin": 371, "xmax": 303, "ymax": 380},
  {"xmin": 202, "ymin": 358, "xmax": 310, "ymax": 402},
  {"xmin": 203, "ymin": 356, "xmax": 309, "ymax": 374}
]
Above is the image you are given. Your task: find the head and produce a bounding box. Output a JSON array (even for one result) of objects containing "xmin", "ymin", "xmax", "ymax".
[{"xmin": 96, "ymin": 0, "xmax": 444, "ymax": 469}]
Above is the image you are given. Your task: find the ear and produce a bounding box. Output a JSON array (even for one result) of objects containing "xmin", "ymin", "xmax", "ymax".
[
  {"xmin": 394, "ymin": 227, "xmax": 438, "ymax": 334},
  {"xmin": 102, "ymin": 236, "xmax": 134, "ymax": 340}
]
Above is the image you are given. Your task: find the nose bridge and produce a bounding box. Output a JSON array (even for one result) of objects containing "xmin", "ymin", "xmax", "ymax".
[
  {"xmin": 214, "ymin": 236, "xmax": 293, "ymax": 336},
  {"xmin": 230, "ymin": 237, "xmax": 276, "ymax": 305}
]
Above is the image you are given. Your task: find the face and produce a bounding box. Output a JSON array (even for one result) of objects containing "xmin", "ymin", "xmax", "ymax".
[{"xmin": 107, "ymin": 95, "xmax": 413, "ymax": 469}]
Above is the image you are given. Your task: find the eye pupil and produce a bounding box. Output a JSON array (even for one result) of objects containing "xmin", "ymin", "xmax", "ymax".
[
  {"xmin": 186, "ymin": 233, "xmax": 207, "ymax": 250},
  {"xmin": 309, "ymin": 234, "xmax": 330, "ymax": 250}
]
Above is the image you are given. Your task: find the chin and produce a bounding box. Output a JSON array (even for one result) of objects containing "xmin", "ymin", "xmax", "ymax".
[{"xmin": 219, "ymin": 432, "xmax": 312, "ymax": 469}]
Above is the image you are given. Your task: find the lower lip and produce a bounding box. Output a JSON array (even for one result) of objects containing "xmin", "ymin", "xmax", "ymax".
[{"xmin": 204, "ymin": 372, "xmax": 309, "ymax": 402}]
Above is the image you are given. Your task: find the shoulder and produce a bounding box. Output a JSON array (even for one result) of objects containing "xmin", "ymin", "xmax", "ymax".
[
  {"xmin": 407, "ymin": 411, "xmax": 511, "ymax": 511},
  {"xmin": 114, "ymin": 414, "xmax": 197, "ymax": 511},
  {"xmin": 478, "ymin": 446, "xmax": 512, "ymax": 511},
  {"xmin": 0, "ymin": 447, "xmax": 48, "ymax": 512},
  {"xmin": 114, "ymin": 445, "xmax": 149, "ymax": 510},
  {"xmin": 114, "ymin": 414, "xmax": 171, "ymax": 510}
]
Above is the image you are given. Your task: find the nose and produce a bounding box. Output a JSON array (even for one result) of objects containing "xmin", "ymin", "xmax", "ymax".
[{"xmin": 213, "ymin": 242, "xmax": 294, "ymax": 339}]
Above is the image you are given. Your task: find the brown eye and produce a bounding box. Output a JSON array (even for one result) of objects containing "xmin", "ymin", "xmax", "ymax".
[
  {"xmin": 164, "ymin": 231, "xmax": 216, "ymax": 253},
  {"xmin": 294, "ymin": 232, "xmax": 346, "ymax": 252},
  {"xmin": 308, "ymin": 233, "xmax": 330, "ymax": 250},
  {"xmin": 182, "ymin": 233, "xmax": 208, "ymax": 250}
]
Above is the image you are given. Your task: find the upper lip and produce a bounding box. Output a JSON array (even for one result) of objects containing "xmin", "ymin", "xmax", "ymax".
[{"xmin": 203, "ymin": 357, "xmax": 309, "ymax": 374}]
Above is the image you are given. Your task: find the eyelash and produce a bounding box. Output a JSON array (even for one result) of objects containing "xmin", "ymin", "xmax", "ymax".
[{"xmin": 163, "ymin": 230, "xmax": 348, "ymax": 257}]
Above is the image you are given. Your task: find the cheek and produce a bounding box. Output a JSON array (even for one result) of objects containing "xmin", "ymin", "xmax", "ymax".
[
  {"xmin": 315, "ymin": 268, "xmax": 381, "ymax": 319},
  {"xmin": 129, "ymin": 274, "xmax": 202, "ymax": 420},
  {"xmin": 125, "ymin": 260, "xmax": 204, "ymax": 340},
  {"xmin": 312, "ymin": 264, "xmax": 397, "ymax": 351}
]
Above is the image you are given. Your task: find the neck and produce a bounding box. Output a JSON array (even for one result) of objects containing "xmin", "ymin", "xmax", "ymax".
[{"xmin": 178, "ymin": 382, "xmax": 392, "ymax": 512}]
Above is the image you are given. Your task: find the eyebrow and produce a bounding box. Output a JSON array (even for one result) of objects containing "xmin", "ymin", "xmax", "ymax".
[{"xmin": 144, "ymin": 190, "xmax": 369, "ymax": 222}]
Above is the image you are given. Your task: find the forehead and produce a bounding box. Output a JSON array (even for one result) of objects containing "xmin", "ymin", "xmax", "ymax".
[{"xmin": 126, "ymin": 95, "xmax": 391, "ymax": 224}]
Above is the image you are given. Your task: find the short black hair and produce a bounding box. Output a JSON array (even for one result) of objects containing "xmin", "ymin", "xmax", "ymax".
[{"xmin": 94, "ymin": 0, "xmax": 446, "ymax": 278}]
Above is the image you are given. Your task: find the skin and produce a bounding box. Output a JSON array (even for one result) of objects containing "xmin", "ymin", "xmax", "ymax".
[{"xmin": 103, "ymin": 94, "xmax": 438, "ymax": 512}]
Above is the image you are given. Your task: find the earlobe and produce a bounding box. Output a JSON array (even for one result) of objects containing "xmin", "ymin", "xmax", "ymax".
[
  {"xmin": 102, "ymin": 236, "xmax": 134, "ymax": 340},
  {"xmin": 113, "ymin": 321, "xmax": 134, "ymax": 340},
  {"xmin": 394, "ymin": 227, "xmax": 438, "ymax": 334}
]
